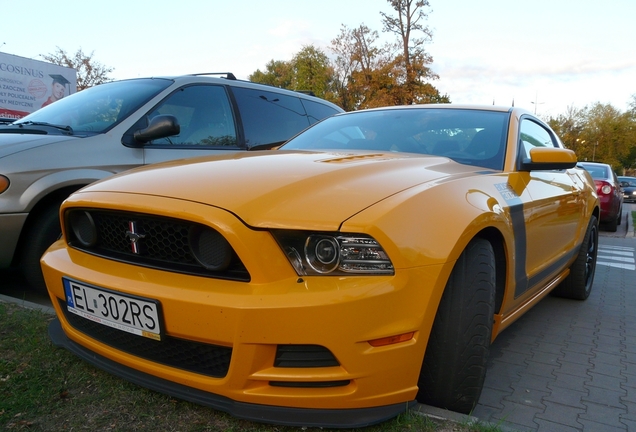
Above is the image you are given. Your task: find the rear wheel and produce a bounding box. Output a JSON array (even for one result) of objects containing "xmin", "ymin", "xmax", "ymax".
[
  {"xmin": 417, "ymin": 238, "xmax": 495, "ymax": 414},
  {"xmin": 552, "ymin": 215, "xmax": 598, "ymax": 300},
  {"xmin": 19, "ymin": 203, "xmax": 63, "ymax": 292},
  {"xmin": 606, "ymin": 210, "xmax": 618, "ymax": 232}
]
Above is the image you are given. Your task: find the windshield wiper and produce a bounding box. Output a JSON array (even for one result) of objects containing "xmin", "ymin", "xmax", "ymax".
[{"xmin": 16, "ymin": 121, "xmax": 74, "ymax": 135}]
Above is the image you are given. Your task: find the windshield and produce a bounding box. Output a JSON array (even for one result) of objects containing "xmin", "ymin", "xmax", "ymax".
[
  {"xmin": 14, "ymin": 78, "xmax": 173, "ymax": 135},
  {"xmin": 578, "ymin": 163, "xmax": 610, "ymax": 180},
  {"xmin": 281, "ymin": 108, "xmax": 509, "ymax": 170}
]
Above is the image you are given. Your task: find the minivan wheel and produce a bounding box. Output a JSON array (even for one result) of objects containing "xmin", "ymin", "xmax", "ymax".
[{"xmin": 19, "ymin": 203, "xmax": 62, "ymax": 292}]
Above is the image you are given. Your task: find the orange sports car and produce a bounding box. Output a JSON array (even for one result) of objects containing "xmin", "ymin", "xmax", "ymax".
[{"xmin": 42, "ymin": 105, "xmax": 599, "ymax": 427}]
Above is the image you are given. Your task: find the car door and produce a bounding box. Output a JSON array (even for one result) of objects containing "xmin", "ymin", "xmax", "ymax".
[
  {"xmin": 142, "ymin": 84, "xmax": 241, "ymax": 164},
  {"xmin": 514, "ymin": 117, "xmax": 584, "ymax": 297}
]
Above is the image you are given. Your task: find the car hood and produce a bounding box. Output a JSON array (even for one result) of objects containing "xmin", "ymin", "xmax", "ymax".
[
  {"xmin": 83, "ymin": 150, "xmax": 481, "ymax": 230},
  {"xmin": 0, "ymin": 132, "xmax": 74, "ymax": 158}
]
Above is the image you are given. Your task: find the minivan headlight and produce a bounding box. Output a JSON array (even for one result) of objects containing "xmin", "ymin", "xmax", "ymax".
[{"xmin": 0, "ymin": 175, "xmax": 9, "ymax": 194}]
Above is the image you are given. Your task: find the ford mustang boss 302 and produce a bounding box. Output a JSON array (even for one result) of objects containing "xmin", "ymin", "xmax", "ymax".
[{"xmin": 42, "ymin": 105, "xmax": 599, "ymax": 428}]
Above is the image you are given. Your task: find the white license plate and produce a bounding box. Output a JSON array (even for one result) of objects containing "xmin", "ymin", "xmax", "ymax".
[{"xmin": 63, "ymin": 278, "xmax": 162, "ymax": 341}]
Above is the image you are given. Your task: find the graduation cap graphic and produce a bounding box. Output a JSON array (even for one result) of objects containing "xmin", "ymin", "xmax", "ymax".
[
  {"xmin": 50, "ymin": 74, "xmax": 70, "ymax": 86},
  {"xmin": 40, "ymin": 74, "xmax": 72, "ymax": 107}
]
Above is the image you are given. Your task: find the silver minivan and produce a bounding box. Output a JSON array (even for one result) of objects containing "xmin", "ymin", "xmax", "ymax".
[{"xmin": 0, "ymin": 73, "xmax": 343, "ymax": 290}]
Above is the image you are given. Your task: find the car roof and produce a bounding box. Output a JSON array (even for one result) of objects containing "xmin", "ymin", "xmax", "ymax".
[
  {"xmin": 330, "ymin": 104, "xmax": 516, "ymax": 113},
  {"xmin": 117, "ymin": 73, "xmax": 343, "ymax": 110},
  {"xmin": 577, "ymin": 161, "xmax": 611, "ymax": 167}
]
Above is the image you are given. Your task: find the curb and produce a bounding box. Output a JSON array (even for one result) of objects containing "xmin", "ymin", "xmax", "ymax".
[
  {"xmin": 627, "ymin": 207, "xmax": 634, "ymax": 238},
  {"xmin": 413, "ymin": 404, "xmax": 519, "ymax": 431},
  {"xmin": 0, "ymin": 293, "xmax": 55, "ymax": 315}
]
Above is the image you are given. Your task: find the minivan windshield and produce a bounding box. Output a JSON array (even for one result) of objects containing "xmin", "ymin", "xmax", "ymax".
[{"xmin": 13, "ymin": 78, "xmax": 173, "ymax": 135}]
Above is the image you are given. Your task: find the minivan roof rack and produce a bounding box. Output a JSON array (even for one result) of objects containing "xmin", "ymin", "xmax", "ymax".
[{"xmin": 191, "ymin": 72, "xmax": 237, "ymax": 80}]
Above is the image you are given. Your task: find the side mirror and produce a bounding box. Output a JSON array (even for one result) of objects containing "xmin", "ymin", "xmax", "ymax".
[
  {"xmin": 520, "ymin": 147, "xmax": 577, "ymax": 171},
  {"xmin": 133, "ymin": 115, "xmax": 180, "ymax": 144}
]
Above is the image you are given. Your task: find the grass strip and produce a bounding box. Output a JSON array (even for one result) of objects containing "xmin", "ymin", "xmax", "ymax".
[{"xmin": 0, "ymin": 301, "xmax": 499, "ymax": 431}]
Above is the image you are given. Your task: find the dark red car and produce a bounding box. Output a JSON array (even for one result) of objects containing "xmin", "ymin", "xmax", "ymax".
[{"xmin": 578, "ymin": 162, "xmax": 623, "ymax": 231}]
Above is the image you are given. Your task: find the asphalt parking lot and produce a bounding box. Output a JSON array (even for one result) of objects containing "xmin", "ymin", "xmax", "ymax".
[
  {"xmin": 2, "ymin": 204, "xmax": 635, "ymax": 431},
  {"xmin": 466, "ymin": 203, "xmax": 636, "ymax": 431}
]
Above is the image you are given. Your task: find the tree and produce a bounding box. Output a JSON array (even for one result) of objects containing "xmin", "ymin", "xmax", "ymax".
[
  {"xmin": 548, "ymin": 102, "xmax": 636, "ymax": 174},
  {"xmin": 330, "ymin": 21, "xmax": 448, "ymax": 110},
  {"xmin": 331, "ymin": 24, "xmax": 397, "ymax": 109},
  {"xmin": 40, "ymin": 47, "xmax": 114, "ymax": 91},
  {"xmin": 291, "ymin": 45, "xmax": 335, "ymax": 101},
  {"xmin": 249, "ymin": 46, "xmax": 336, "ymax": 102},
  {"xmin": 380, "ymin": 0, "xmax": 448, "ymax": 104},
  {"xmin": 248, "ymin": 59, "xmax": 293, "ymax": 89},
  {"xmin": 250, "ymin": 0, "xmax": 450, "ymax": 110},
  {"xmin": 548, "ymin": 105, "xmax": 586, "ymax": 153}
]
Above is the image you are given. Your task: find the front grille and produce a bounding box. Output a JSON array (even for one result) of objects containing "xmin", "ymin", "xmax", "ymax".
[
  {"xmin": 272, "ymin": 345, "xmax": 345, "ymax": 388},
  {"xmin": 60, "ymin": 299, "xmax": 232, "ymax": 378},
  {"xmin": 66, "ymin": 209, "xmax": 250, "ymax": 281}
]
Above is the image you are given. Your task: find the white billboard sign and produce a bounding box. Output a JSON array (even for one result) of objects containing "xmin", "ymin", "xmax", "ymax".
[{"xmin": 0, "ymin": 52, "xmax": 77, "ymax": 120}]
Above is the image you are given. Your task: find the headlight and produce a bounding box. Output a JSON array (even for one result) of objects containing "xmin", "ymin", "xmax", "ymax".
[
  {"xmin": 272, "ymin": 230, "xmax": 394, "ymax": 276},
  {"xmin": 0, "ymin": 175, "xmax": 9, "ymax": 194}
]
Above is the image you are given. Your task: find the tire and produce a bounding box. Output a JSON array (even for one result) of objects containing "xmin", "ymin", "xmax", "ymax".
[
  {"xmin": 618, "ymin": 207, "xmax": 622, "ymax": 226},
  {"xmin": 19, "ymin": 203, "xmax": 63, "ymax": 292},
  {"xmin": 606, "ymin": 211, "xmax": 618, "ymax": 232},
  {"xmin": 552, "ymin": 215, "xmax": 598, "ymax": 300},
  {"xmin": 417, "ymin": 238, "xmax": 495, "ymax": 414}
]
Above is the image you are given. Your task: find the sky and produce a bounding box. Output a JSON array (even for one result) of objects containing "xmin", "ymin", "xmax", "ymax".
[{"xmin": 2, "ymin": 0, "xmax": 635, "ymax": 118}]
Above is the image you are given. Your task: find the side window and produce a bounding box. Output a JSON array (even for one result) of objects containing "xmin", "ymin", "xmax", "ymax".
[
  {"xmin": 232, "ymin": 87, "xmax": 310, "ymax": 147},
  {"xmin": 148, "ymin": 85, "xmax": 237, "ymax": 147},
  {"xmin": 519, "ymin": 119, "xmax": 556, "ymax": 160},
  {"xmin": 301, "ymin": 99, "xmax": 340, "ymax": 124}
]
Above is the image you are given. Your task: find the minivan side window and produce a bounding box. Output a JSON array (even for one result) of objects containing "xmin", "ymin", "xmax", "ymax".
[
  {"xmin": 232, "ymin": 87, "xmax": 310, "ymax": 147},
  {"xmin": 301, "ymin": 99, "xmax": 341, "ymax": 124},
  {"xmin": 148, "ymin": 85, "xmax": 237, "ymax": 147}
]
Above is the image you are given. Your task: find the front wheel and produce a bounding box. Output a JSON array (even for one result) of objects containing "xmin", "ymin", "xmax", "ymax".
[
  {"xmin": 19, "ymin": 203, "xmax": 63, "ymax": 292},
  {"xmin": 552, "ymin": 215, "xmax": 598, "ymax": 300},
  {"xmin": 417, "ymin": 238, "xmax": 495, "ymax": 414}
]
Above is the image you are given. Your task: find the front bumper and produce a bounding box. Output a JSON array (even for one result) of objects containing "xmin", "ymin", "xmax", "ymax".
[
  {"xmin": 42, "ymin": 240, "xmax": 447, "ymax": 427},
  {"xmin": 49, "ymin": 318, "xmax": 415, "ymax": 428}
]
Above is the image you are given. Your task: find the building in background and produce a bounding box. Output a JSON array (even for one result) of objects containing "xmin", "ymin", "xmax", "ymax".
[{"xmin": 0, "ymin": 52, "xmax": 76, "ymax": 120}]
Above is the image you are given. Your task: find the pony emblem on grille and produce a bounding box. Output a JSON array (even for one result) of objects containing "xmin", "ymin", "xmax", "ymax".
[{"xmin": 125, "ymin": 221, "xmax": 145, "ymax": 254}]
